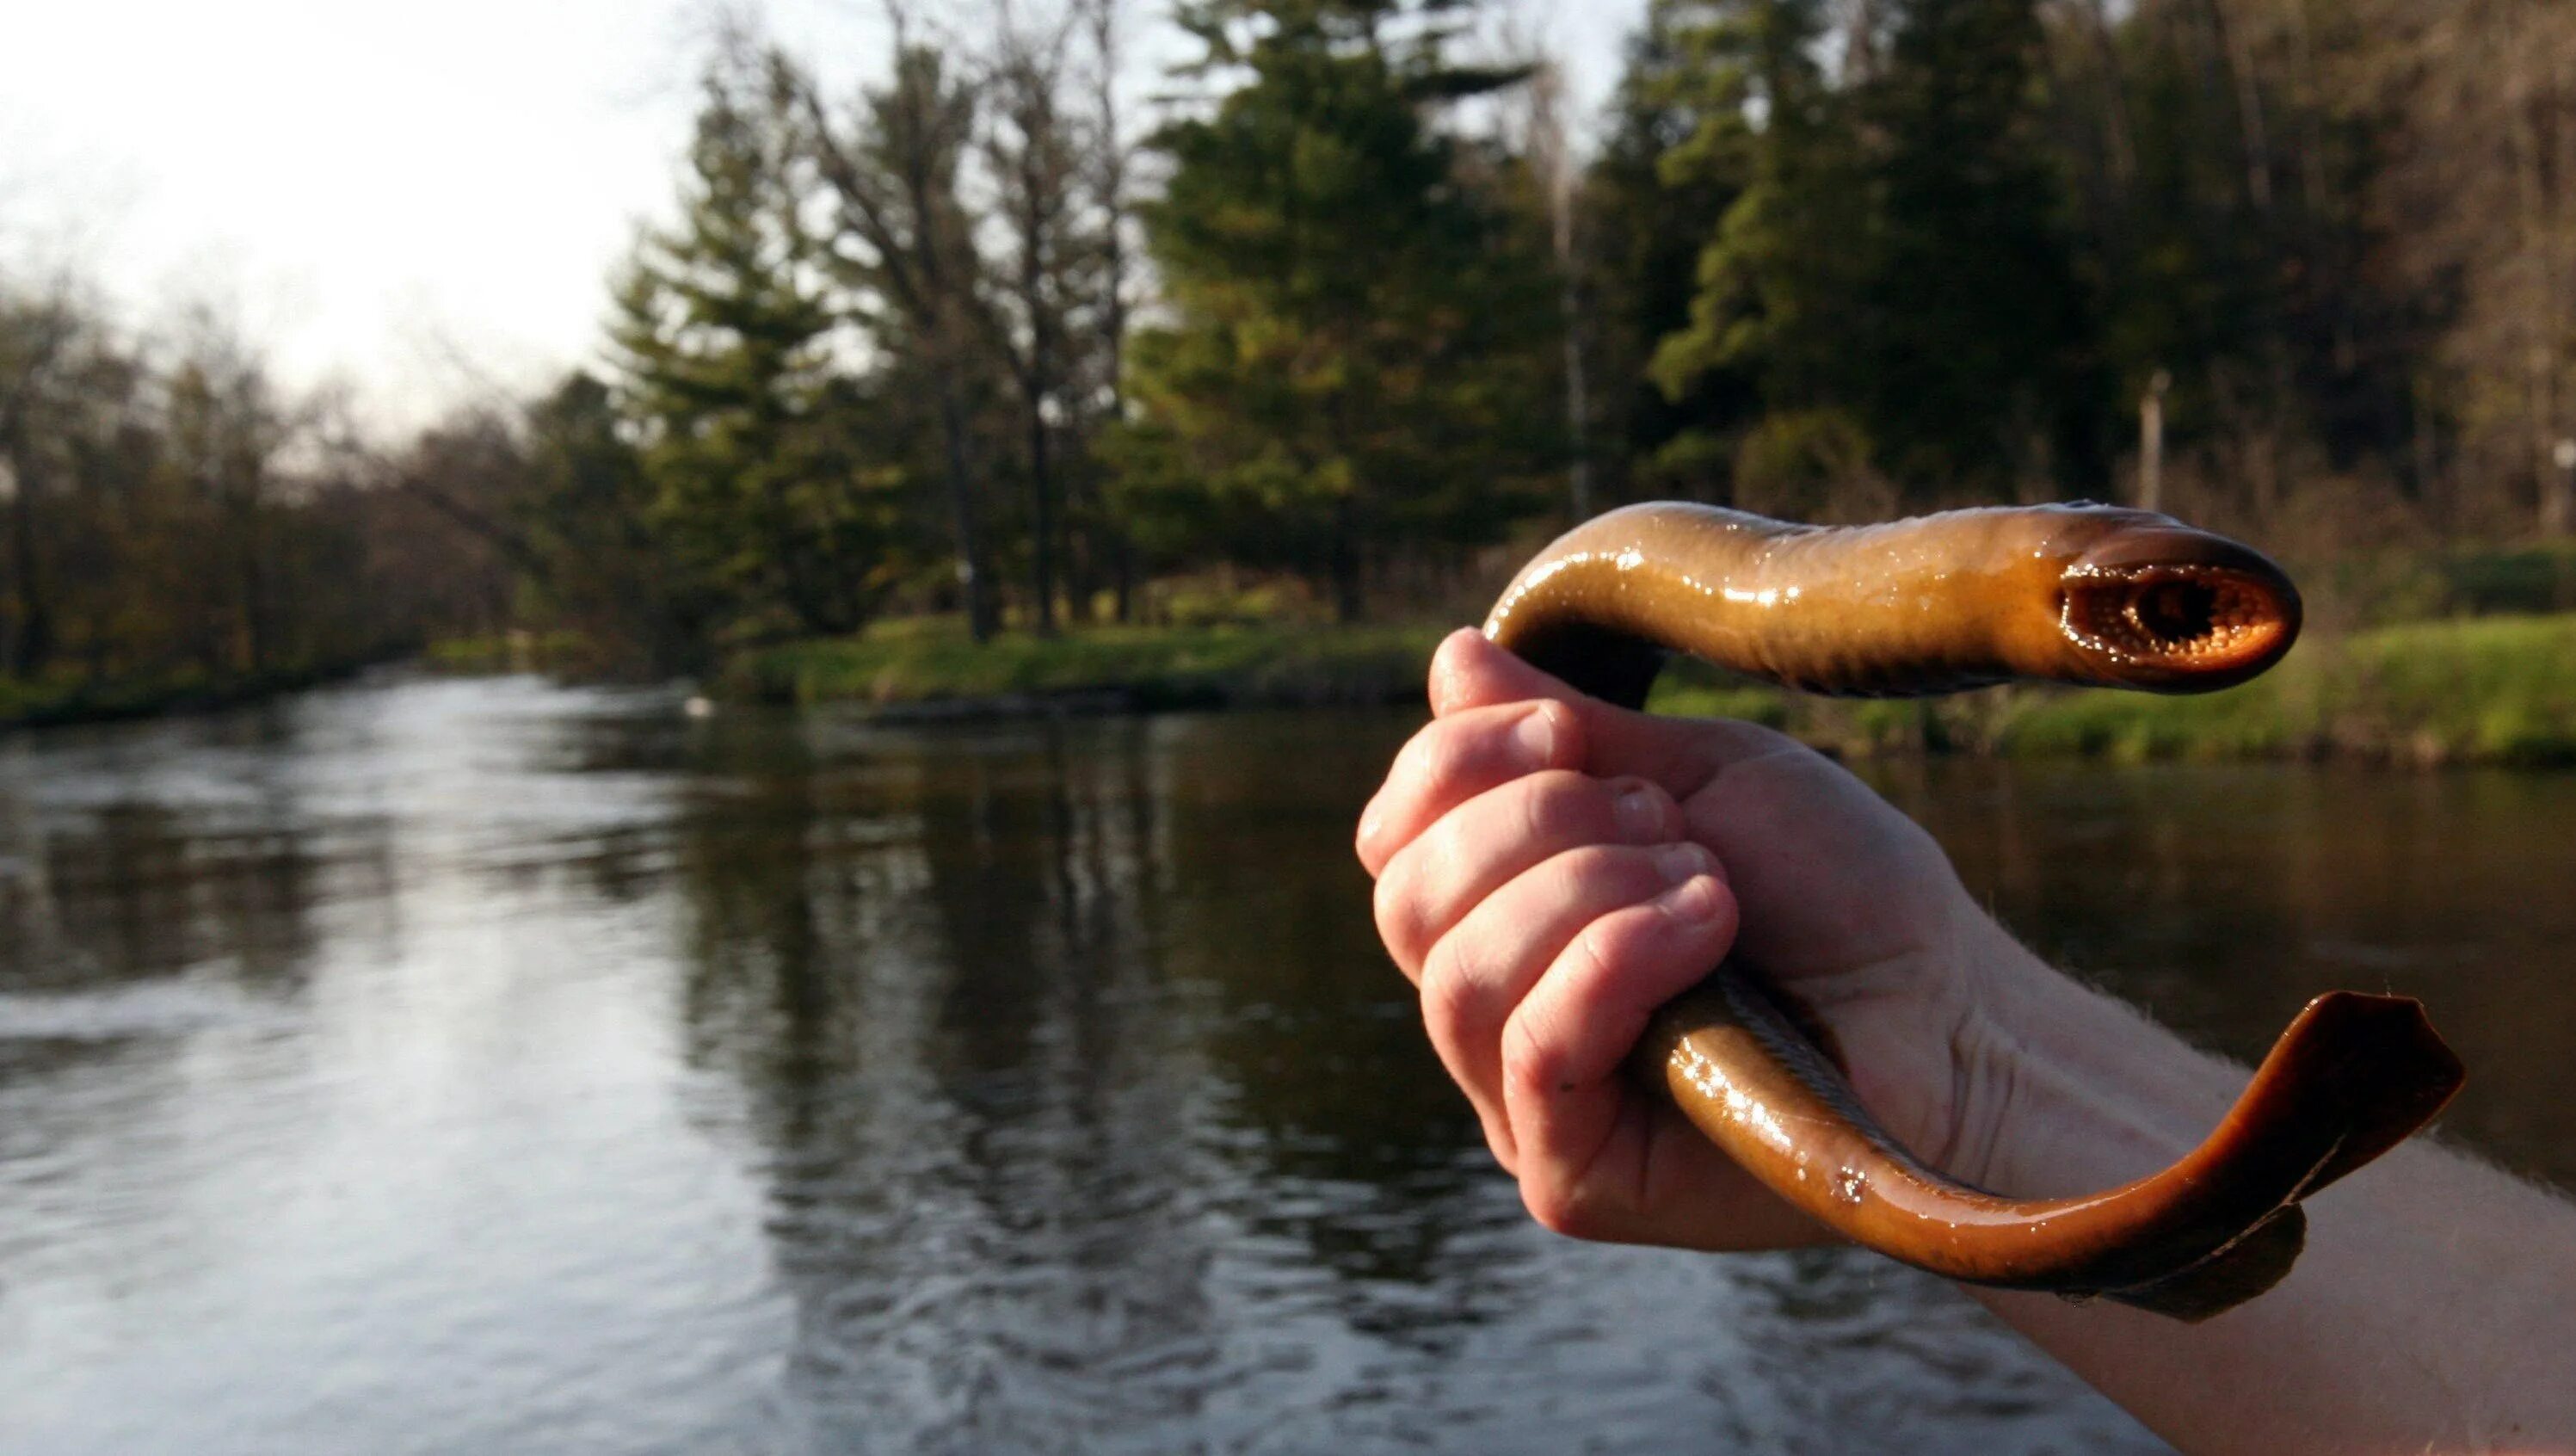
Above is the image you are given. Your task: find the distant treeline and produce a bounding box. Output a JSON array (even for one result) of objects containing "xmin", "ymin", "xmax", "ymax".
[
  {"xmin": 9, "ymin": 0, "xmax": 2576, "ymax": 687},
  {"xmin": 0, "ymin": 294, "xmax": 471, "ymax": 700}
]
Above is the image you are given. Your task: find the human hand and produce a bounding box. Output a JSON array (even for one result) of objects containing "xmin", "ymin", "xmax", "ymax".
[
  {"xmin": 1369, "ymin": 639, "xmax": 2576, "ymax": 1456},
  {"xmin": 1356, "ymin": 630, "xmax": 2014, "ymax": 1251}
]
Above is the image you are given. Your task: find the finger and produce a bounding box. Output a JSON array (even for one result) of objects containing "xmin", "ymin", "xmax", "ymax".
[
  {"xmin": 1373, "ymin": 769, "xmax": 1681, "ymax": 981},
  {"xmin": 1501, "ymin": 873, "xmax": 1743, "ymax": 1233},
  {"xmin": 1355, "ymin": 699, "xmax": 1582, "ymax": 879},
  {"xmin": 1521, "ymin": 1095, "xmax": 1840, "ymax": 1252},
  {"xmin": 1426, "ymin": 628, "xmax": 1808, "ymax": 799},
  {"xmin": 1421, "ymin": 841, "xmax": 1722, "ymax": 1168}
]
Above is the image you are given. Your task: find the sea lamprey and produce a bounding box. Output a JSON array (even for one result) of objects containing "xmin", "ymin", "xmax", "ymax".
[{"xmin": 1482, "ymin": 501, "xmax": 2462, "ymax": 1320}]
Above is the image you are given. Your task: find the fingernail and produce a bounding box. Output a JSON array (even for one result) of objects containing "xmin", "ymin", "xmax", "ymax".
[
  {"xmin": 1513, "ymin": 706, "xmax": 1557, "ymax": 767},
  {"xmin": 1656, "ymin": 874, "xmax": 1725, "ymax": 924},
  {"xmin": 1654, "ymin": 843, "xmax": 1706, "ymax": 884},
  {"xmin": 1612, "ymin": 783, "xmax": 1667, "ymax": 841}
]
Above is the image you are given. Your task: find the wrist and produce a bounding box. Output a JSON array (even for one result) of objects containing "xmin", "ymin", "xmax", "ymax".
[{"xmin": 1935, "ymin": 915, "xmax": 2240, "ymax": 1197}]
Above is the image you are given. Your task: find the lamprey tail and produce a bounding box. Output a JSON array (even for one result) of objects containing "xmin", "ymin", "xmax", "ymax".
[{"xmin": 1638, "ymin": 973, "xmax": 2461, "ymax": 1315}]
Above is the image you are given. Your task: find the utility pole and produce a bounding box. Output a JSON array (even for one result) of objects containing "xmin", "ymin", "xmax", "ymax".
[
  {"xmin": 2548, "ymin": 437, "xmax": 2575, "ymax": 538},
  {"xmin": 2138, "ymin": 368, "xmax": 2171, "ymax": 514}
]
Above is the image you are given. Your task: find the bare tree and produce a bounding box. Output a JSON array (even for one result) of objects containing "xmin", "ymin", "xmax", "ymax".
[
  {"xmin": 782, "ymin": 8, "xmax": 1002, "ymax": 639},
  {"xmin": 980, "ymin": 2, "xmax": 1088, "ymax": 634},
  {"xmin": 0, "ymin": 276, "xmax": 83, "ymax": 675},
  {"xmin": 1075, "ymin": 0, "xmax": 1137, "ymax": 621},
  {"xmin": 163, "ymin": 307, "xmax": 304, "ymax": 675},
  {"xmin": 2366, "ymin": 0, "xmax": 2576, "ymax": 536},
  {"xmin": 1522, "ymin": 56, "xmax": 1592, "ymax": 522}
]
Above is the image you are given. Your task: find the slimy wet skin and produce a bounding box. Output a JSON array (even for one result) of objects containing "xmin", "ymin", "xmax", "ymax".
[
  {"xmin": 1482, "ymin": 502, "xmax": 2461, "ymax": 1320},
  {"xmin": 1484, "ymin": 502, "xmax": 2304, "ymax": 703}
]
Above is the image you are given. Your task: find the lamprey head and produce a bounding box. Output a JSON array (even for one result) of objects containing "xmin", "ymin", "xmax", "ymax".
[{"xmin": 2056, "ymin": 523, "xmax": 2302, "ymax": 692}]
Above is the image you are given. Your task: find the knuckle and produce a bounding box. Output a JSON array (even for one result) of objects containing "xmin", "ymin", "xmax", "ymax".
[
  {"xmin": 1518, "ymin": 769, "xmax": 1606, "ymax": 845},
  {"xmin": 1371, "ymin": 863, "xmax": 1424, "ymax": 966},
  {"xmin": 1570, "ymin": 909, "xmax": 1657, "ymax": 985},
  {"xmin": 1408, "ymin": 703, "xmax": 1538, "ymax": 795},
  {"xmin": 1520, "ymin": 1171, "xmax": 1598, "ymax": 1239},
  {"xmin": 1406, "ymin": 719, "xmax": 1475, "ymax": 791},
  {"xmin": 1418, "ymin": 934, "xmax": 1487, "ymax": 1037},
  {"xmin": 1554, "ymin": 843, "xmax": 1667, "ymax": 906},
  {"xmin": 1501, "ymin": 1006, "xmax": 1570, "ymax": 1104}
]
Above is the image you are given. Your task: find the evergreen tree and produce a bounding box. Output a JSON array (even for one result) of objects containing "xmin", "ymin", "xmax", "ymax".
[
  {"xmin": 1859, "ymin": 0, "xmax": 2091, "ymax": 494},
  {"xmin": 983, "ymin": 15, "xmax": 1094, "ymax": 635},
  {"xmin": 1579, "ymin": 0, "xmax": 1762, "ymax": 503},
  {"xmin": 518, "ymin": 373, "xmax": 722, "ymax": 671},
  {"xmin": 1642, "ymin": 0, "xmax": 2088, "ymax": 505},
  {"xmin": 1643, "ymin": 0, "xmax": 1883, "ymax": 512},
  {"xmin": 611, "ymin": 64, "xmax": 904, "ymax": 644},
  {"xmin": 1124, "ymin": 0, "xmax": 1561, "ymax": 619},
  {"xmin": 787, "ymin": 40, "xmax": 1004, "ymax": 641}
]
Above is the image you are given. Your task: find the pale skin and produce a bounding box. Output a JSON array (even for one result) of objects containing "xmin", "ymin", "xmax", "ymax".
[{"xmin": 1358, "ymin": 629, "xmax": 2576, "ymax": 1456}]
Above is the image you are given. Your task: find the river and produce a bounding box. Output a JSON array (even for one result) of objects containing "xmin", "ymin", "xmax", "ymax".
[{"xmin": 1, "ymin": 673, "xmax": 2569, "ymax": 1454}]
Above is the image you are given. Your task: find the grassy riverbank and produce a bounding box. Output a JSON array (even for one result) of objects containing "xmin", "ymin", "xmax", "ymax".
[
  {"xmin": 720, "ymin": 613, "xmax": 2576, "ymax": 765},
  {"xmin": 0, "ymin": 656, "xmax": 398, "ymax": 732},
  {"xmin": 423, "ymin": 632, "xmax": 594, "ymax": 676},
  {"xmin": 723, "ymin": 619, "xmax": 1444, "ymax": 713},
  {"xmin": 1650, "ymin": 614, "xmax": 2576, "ymax": 765}
]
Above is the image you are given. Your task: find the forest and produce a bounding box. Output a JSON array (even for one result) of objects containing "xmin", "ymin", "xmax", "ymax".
[{"xmin": 3, "ymin": 0, "xmax": 2573, "ymax": 716}]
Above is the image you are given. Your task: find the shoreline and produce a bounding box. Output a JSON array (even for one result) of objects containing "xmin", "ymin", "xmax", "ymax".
[
  {"xmin": 39, "ymin": 616, "xmax": 2561, "ymax": 768},
  {"xmin": 718, "ymin": 614, "xmax": 2576, "ymax": 767},
  {"xmin": 0, "ymin": 654, "xmax": 410, "ymax": 735}
]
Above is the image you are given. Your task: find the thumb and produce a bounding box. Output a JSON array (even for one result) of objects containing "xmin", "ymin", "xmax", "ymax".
[{"xmin": 1427, "ymin": 627, "xmax": 1803, "ymax": 800}]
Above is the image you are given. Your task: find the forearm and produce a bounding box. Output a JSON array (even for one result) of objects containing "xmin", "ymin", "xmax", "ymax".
[{"xmin": 1951, "ymin": 923, "xmax": 2576, "ymax": 1455}]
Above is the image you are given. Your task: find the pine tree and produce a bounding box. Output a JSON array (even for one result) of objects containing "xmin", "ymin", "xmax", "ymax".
[
  {"xmin": 1123, "ymin": 0, "xmax": 1561, "ymax": 620},
  {"xmin": 788, "ymin": 39, "xmax": 1004, "ymax": 641},
  {"xmin": 1858, "ymin": 0, "xmax": 2090, "ymax": 494},
  {"xmin": 1643, "ymin": 0, "xmax": 1883, "ymax": 512},
  {"xmin": 611, "ymin": 64, "xmax": 904, "ymax": 642},
  {"xmin": 1580, "ymin": 0, "xmax": 1764, "ymax": 503}
]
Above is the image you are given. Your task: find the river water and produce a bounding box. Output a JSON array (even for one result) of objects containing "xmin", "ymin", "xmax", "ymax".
[{"xmin": 0, "ymin": 674, "xmax": 2568, "ymax": 1455}]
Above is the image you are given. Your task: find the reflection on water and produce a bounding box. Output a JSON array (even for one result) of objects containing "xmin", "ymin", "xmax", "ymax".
[{"xmin": 0, "ymin": 674, "xmax": 2568, "ymax": 1454}]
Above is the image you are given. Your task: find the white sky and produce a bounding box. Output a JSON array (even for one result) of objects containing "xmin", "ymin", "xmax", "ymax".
[{"xmin": 0, "ymin": 0, "xmax": 1644, "ymax": 435}]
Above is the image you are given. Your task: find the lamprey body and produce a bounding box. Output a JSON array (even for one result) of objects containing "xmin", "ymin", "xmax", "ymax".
[{"xmin": 1482, "ymin": 502, "xmax": 2463, "ymax": 1320}]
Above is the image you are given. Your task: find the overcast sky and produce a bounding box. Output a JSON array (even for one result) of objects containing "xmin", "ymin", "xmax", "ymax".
[{"xmin": 0, "ymin": 0, "xmax": 1644, "ymax": 434}]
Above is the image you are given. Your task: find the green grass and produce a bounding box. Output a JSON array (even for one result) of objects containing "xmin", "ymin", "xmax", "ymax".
[
  {"xmin": 424, "ymin": 631, "xmax": 592, "ymax": 674},
  {"xmin": 0, "ymin": 657, "xmax": 386, "ymax": 731},
  {"xmin": 1987, "ymin": 615, "xmax": 2576, "ymax": 765},
  {"xmin": 721, "ymin": 613, "xmax": 2576, "ymax": 764},
  {"xmin": 723, "ymin": 617, "xmax": 1448, "ymax": 713},
  {"xmin": 1647, "ymin": 615, "xmax": 2576, "ymax": 766}
]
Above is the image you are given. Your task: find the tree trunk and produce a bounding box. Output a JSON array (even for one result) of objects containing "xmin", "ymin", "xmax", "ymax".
[
  {"xmin": 2138, "ymin": 368, "xmax": 2169, "ymax": 513},
  {"xmin": 1063, "ymin": 463, "xmax": 1098, "ymax": 625},
  {"xmin": 2207, "ymin": 0, "xmax": 2274, "ymax": 212},
  {"xmin": 1330, "ymin": 494, "xmax": 1362, "ymax": 624},
  {"xmin": 940, "ymin": 383, "xmax": 998, "ymax": 642},
  {"xmin": 237, "ymin": 500, "xmax": 268, "ymax": 676},
  {"xmin": 2505, "ymin": 4, "xmax": 2567, "ymax": 536},
  {"xmin": 1557, "ymin": 207, "xmax": 1592, "ymax": 523},
  {"xmin": 6, "ymin": 465, "xmax": 52, "ymax": 679},
  {"xmin": 2086, "ymin": 0, "xmax": 2138, "ymax": 186},
  {"xmin": 1027, "ymin": 392, "xmax": 1057, "ymax": 635},
  {"xmin": 1088, "ymin": 0, "xmax": 1136, "ymax": 624}
]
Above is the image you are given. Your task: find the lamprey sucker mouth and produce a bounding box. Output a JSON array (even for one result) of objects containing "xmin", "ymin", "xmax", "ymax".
[
  {"xmin": 2059, "ymin": 563, "xmax": 2300, "ymax": 689},
  {"xmin": 2057, "ymin": 521, "xmax": 2302, "ymax": 692}
]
